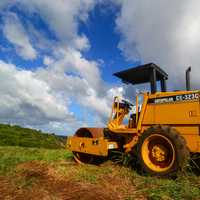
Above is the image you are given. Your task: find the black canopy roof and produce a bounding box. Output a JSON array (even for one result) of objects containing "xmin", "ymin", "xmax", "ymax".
[{"xmin": 114, "ymin": 63, "xmax": 168, "ymax": 85}]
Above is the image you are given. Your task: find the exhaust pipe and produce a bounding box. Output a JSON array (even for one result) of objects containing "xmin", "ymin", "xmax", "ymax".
[{"xmin": 186, "ymin": 67, "xmax": 191, "ymax": 91}]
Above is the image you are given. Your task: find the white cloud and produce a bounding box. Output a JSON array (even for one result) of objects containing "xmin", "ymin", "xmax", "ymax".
[
  {"xmin": 116, "ymin": 0, "xmax": 200, "ymax": 90},
  {"xmin": 36, "ymin": 47, "xmax": 118, "ymax": 122},
  {"xmin": 3, "ymin": 12, "xmax": 37, "ymax": 60},
  {"xmin": 34, "ymin": 120, "xmax": 88, "ymax": 136},
  {"xmin": 0, "ymin": 53, "xmax": 123, "ymax": 133},
  {"xmin": 18, "ymin": 0, "xmax": 96, "ymax": 51},
  {"xmin": 0, "ymin": 0, "xmax": 125, "ymax": 134},
  {"xmin": 0, "ymin": 60, "xmax": 77, "ymax": 127},
  {"xmin": 0, "ymin": 47, "xmax": 121, "ymax": 133},
  {"xmin": 43, "ymin": 56, "xmax": 54, "ymax": 66}
]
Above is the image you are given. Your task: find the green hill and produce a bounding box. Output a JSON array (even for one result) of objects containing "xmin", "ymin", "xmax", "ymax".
[{"xmin": 0, "ymin": 124, "xmax": 66, "ymax": 149}]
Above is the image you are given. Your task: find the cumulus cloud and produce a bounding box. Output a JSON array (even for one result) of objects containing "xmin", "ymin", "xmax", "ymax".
[
  {"xmin": 17, "ymin": 0, "xmax": 95, "ymax": 51},
  {"xmin": 36, "ymin": 47, "xmax": 121, "ymax": 122},
  {"xmin": 0, "ymin": 60, "xmax": 77, "ymax": 127},
  {"xmin": 2, "ymin": 12, "xmax": 37, "ymax": 60},
  {"xmin": 0, "ymin": 0, "xmax": 124, "ymax": 134},
  {"xmin": 116, "ymin": 0, "xmax": 200, "ymax": 90},
  {"xmin": 0, "ymin": 53, "xmax": 121, "ymax": 134}
]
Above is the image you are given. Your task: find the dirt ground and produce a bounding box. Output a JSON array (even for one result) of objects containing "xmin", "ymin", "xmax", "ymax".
[{"xmin": 0, "ymin": 161, "xmax": 145, "ymax": 200}]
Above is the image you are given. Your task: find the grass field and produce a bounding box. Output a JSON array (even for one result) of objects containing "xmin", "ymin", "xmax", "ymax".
[{"xmin": 0, "ymin": 146, "xmax": 200, "ymax": 200}]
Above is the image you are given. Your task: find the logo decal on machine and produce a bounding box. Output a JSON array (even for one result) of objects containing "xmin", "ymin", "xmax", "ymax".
[{"xmin": 150, "ymin": 93, "xmax": 199, "ymax": 104}]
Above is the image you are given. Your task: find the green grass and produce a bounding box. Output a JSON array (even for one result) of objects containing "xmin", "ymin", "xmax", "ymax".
[
  {"xmin": 0, "ymin": 123, "xmax": 199, "ymax": 199},
  {"xmin": 0, "ymin": 124, "xmax": 66, "ymax": 148},
  {"xmin": 0, "ymin": 146, "xmax": 73, "ymax": 174},
  {"xmin": 135, "ymin": 175, "xmax": 200, "ymax": 200},
  {"xmin": 0, "ymin": 146, "xmax": 199, "ymax": 199}
]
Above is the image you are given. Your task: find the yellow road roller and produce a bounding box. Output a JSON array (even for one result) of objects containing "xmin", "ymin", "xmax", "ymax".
[{"xmin": 67, "ymin": 63, "xmax": 200, "ymax": 176}]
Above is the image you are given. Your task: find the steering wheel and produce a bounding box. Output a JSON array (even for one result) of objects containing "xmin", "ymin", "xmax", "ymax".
[{"xmin": 121, "ymin": 99, "xmax": 133, "ymax": 109}]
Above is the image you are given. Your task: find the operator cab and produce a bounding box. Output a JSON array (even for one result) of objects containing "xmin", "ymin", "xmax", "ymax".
[{"xmin": 108, "ymin": 63, "xmax": 169, "ymax": 130}]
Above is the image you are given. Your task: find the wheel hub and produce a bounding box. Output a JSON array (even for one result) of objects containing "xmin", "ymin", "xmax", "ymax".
[
  {"xmin": 151, "ymin": 144, "xmax": 167, "ymax": 162},
  {"xmin": 141, "ymin": 134, "xmax": 175, "ymax": 172}
]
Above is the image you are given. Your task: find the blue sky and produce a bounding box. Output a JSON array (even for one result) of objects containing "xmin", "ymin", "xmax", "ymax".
[
  {"xmin": 0, "ymin": 3, "xmax": 135, "ymax": 82},
  {"xmin": 80, "ymin": 3, "xmax": 139, "ymax": 83},
  {"xmin": 0, "ymin": 1, "xmax": 132, "ymax": 135},
  {"xmin": 0, "ymin": 0, "xmax": 200, "ymax": 135}
]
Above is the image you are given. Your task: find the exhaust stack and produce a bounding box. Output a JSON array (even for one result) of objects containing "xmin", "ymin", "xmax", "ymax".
[{"xmin": 186, "ymin": 67, "xmax": 191, "ymax": 91}]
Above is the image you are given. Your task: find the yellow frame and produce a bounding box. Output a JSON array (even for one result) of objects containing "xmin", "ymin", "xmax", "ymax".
[
  {"xmin": 66, "ymin": 136, "xmax": 118, "ymax": 156},
  {"xmin": 107, "ymin": 90, "xmax": 200, "ymax": 153},
  {"xmin": 67, "ymin": 90, "xmax": 200, "ymax": 156}
]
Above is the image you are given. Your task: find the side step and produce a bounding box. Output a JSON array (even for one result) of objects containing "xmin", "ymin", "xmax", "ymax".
[{"xmin": 66, "ymin": 136, "xmax": 119, "ymax": 156}]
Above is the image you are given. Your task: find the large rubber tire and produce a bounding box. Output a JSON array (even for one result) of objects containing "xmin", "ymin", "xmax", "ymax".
[{"xmin": 137, "ymin": 125, "xmax": 189, "ymax": 177}]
